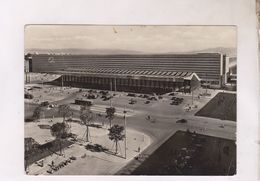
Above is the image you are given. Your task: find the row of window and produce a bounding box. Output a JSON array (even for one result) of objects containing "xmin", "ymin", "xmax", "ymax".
[{"xmin": 63, "ymin": 75, "xmax": 193, "ymax": 88}]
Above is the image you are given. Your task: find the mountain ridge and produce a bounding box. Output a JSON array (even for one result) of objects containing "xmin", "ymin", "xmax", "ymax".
[{"xmin": 25, "ymin": 47, "xmax": 236, "ymax": 57}]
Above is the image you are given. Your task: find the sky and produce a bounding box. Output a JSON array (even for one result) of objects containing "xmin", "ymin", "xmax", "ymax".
[{"xmin": 25, "ymin": 25, "xmax": 236, "ymax": 54}]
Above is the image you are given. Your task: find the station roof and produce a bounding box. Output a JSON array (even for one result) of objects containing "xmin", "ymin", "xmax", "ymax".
[{"xmin": 53, "ymin": 67, "xmax": 201, "ymax": 82}]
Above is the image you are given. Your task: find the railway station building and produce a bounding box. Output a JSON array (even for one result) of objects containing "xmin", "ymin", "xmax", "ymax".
[
  {"xmin": 26, "ymin": 52, "xmax": 230, "ymax": 90},
  {"xmin": 51, "ymin": 68, "xmax": 201, "ymax": 94}
]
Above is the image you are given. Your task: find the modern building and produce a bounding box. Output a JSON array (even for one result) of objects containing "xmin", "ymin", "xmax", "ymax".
[
  {"xmin": 27, "ymin": 52, "xmax": 229, "ymax": 88},
  {"xmin": 50, "ymin": 67, "xmax": 201, "ymax": 94}
]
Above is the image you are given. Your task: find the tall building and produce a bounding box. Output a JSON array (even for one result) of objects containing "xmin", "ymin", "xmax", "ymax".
[{"xmin": 28, "ymin": 52, "xmax": 229, "ymax": 88}]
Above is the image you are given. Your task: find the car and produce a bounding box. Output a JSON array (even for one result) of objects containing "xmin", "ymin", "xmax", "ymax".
[
  {"xmin": 103, "ymin": 96, "xmax": 111, "ymax": 101},
  {"xmin": 69, "ymin": 156, "xmax": 77, "ymax": 160},
  {"xmin": 148, "ymin": 96, "xmax": 157, "ymax": 101},
  {"xmin": 171, "ymin": 96, "xmax": 177, "ymax": 100},
  {"xmin": 176, "ymin": 119, "xmax": 188, "ymax": 123},
  {"xmin": 40, "ymin": 101, "xmax": 49, "ymax": 107},
  {"xmin": 101, "ymin": 95, "xmax": 107, "ymax": 99},
  {"xmin": 48, "ymin": 104, "xmax": 54, "ymax": 108},
  {"xmin": 170, "ymin": 101, "xmax": 179, "ymax": 105},
  {"xmin": 143, "ymin": 95, "xmax": 149, "ymax": 99},
  {"xmin": 127, "ymin": 93, "xmax": 136, "ymax": 97},
  {"xmin": 25, "ymin": 118, "xmax": 34, "ymax": 122},
  {"xmin": 99, "ymin": 90, "xmax": 109, "ymax": 95},
  {"xmin": 24, "ymin": 93, "xmax": 33, "ymax": 99},
  {"xmin": 129, "ymin": 99, "xmax": 137, "ymax": 104},
  {"xmin": 144, "ymin": 100, "xmax": 150, "ymax": 104},
  {"xmin": 87, "ymin": 94, "xmax": 97, "ymax": 99}
]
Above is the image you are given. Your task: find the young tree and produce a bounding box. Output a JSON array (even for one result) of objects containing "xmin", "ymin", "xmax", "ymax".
[
  {"xmin": 108, "ymin": 124, "xmax": 125, "ymax": 154},
  {"xmin": 80, "ymin": 105, "xmax": 94, "ymax": 142},
  {"xmin": 106, "ymin": 107, "xmax": 116, "ymax": 128},
  {"xmin": 32, "ymin": 106, "xmax": 43, "ymax": 121},
  {"xmin": 50, "ymin": 122, "xmax": 69, "ymax": 155},
  {"xmin": 97, "ymin": 113, "xmax": 104, "ymax": 126},
  {"xmin": 58, "ymin": 104, "xmax": 73, "ymax": 122}
]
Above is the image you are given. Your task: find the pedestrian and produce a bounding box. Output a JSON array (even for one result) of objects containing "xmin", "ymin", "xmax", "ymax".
[{"xmin": 138, "ymin": 146, "xmax": 141, "ymax": 152}]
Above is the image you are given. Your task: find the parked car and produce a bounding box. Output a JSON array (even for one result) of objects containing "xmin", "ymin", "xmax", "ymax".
[
  {"xmin": 170, "ymin": 97, "xmax": 184, "ymax": 105},
  {"xmin": 144, "ymin": 100, "xmax": 150, "ymax": 104},
  {"xmin": 127, "ymin": 93, "xmax": 136, "ymax": 97},
  {"xmin": 129, "ymin": 98, "xmax": 137, "ymax": 104},
  {"xmin": 170, "ymin": 101, "xmax": 179, "ymax": 105},
  {"xmin": 24, "ymin": 93, "xmax": 33, "ymax": 99},
  {"xmin": 99, "ymin": 90, "xmax": 109, "ymax": 96},
  {"xmin": 102, "ymin": 96, "xmax": 111, "ymax": 101},
  {"xmin": 87, "ymin": 94, "xmax": 97, "ymax": 99},
  {"xmin": 148, "ymin": 96, "xmax": 157, "ymax": 101},
  {"xmin": 25, "ymin": 118, "xmax": 34, "ymax": 122},
  {"xmin": 169, "ymin": 92, "xmax": 175, "ymax": 96},
  {"xmin": 40, "ymin": 101, "xmax": 49, "ymax": 107},
  {"xmin": 176, "ymin": 119, "xmax": 188, "ymax": 123},
  {"xmin": 143, "ymin": 94, "xmax": 149, "ymax": 99},
  {"xmin": 48, "ymin": 104, "xmax": 54, "ymax": 108},
  {"xmin": 171, "ymin": 96, "xmax": 177, "ymax": 100}
]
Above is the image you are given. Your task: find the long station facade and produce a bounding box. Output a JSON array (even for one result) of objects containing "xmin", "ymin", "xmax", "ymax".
[{"xmin": 26, "ymin": 53, "xmax": 230, "ymax": 88}]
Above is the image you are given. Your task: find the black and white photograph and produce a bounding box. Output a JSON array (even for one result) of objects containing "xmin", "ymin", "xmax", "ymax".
[{"xmin": 24, "ymin": 25, "xmax": 237, "ymax": 175}]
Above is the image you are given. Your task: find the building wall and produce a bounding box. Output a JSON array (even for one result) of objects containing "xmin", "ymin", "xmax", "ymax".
[
  {"xmin": 54, "ymin": 74, "xmax": 198, "ymax": 94},
  {"xmin": 30, "ymin": 53, "xmax": 227, "ymax": 86}
]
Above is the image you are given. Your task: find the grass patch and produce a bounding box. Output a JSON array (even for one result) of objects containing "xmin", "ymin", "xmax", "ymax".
[
  {"xmin": 195, "ymin": 92, "xmax": 236, "ymax": 121},
  {"xmin": 131, "ymin": 130, "xmax": 236, "ymax": 175}
]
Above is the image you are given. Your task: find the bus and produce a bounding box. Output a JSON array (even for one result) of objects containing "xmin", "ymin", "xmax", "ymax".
[{"xmin": 75, "ymin": 98, "xmax": 93, "ymax": 106}]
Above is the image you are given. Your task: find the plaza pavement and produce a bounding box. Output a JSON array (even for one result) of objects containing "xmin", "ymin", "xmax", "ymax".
[{"xmin": 25, "ymin": 118, "xmax": 151, "ymax": 175}]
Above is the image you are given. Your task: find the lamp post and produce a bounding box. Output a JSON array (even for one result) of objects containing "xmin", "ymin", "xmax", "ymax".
[
  {"xmin": 123, "ymin": 106, "xmax": 127, "ymax": 159},
  {"xmin": 110, "ymin": 79, "xmax": 113, "ymax": 107}
]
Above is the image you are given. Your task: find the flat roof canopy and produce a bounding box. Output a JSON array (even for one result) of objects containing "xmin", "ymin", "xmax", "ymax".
[{"xmin": 53, "ymin": 67, "xmax": 201, "ymax": 82}]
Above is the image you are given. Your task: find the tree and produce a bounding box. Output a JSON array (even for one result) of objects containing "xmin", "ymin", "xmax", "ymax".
[
  {"xmin": 97, "ymin": 113, "xmax": 104, "ymax": 126},
  {"xmin": 32, "ymin": 106, "xmax": 43, "ymax": 120},
  {"xmin": 50, "ymin": 122, "xmax": 69, "ymax": 155},
  {"xmin": 24, "ymin": 137, "xmax": 39, "ymax": 172},
  {"xmin": 58, "ymin": 104, "xmax": 73, "ymax": 122},
  {"xmin": 108, "ymin": 125, "xmax": 125, "ymax": 154},
  {"xmin": 106, "ymin": 107, "xmax": 116, "ymax": 128},
  {"xmin": 79, "ymin": 105, "xmax": 94, "ymax": 142}
]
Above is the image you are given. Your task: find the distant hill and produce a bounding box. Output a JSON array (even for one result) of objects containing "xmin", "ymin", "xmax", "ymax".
[
  {"xmin": 189, "ymin": 47, "xmax": 237, "ymax": 57},
  {"xmin": 26, "ymin": 47, "xmax": 237, "ymax": 57},
  {"xmin": 25, "ymin": 48, "xmax": 142, "ymax": 55}
]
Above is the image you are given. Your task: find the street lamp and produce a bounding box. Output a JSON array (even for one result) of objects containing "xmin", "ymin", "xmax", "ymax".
[{"xmin": 123, "ymin": 106, "xmax": 127, "ymax": 159}]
